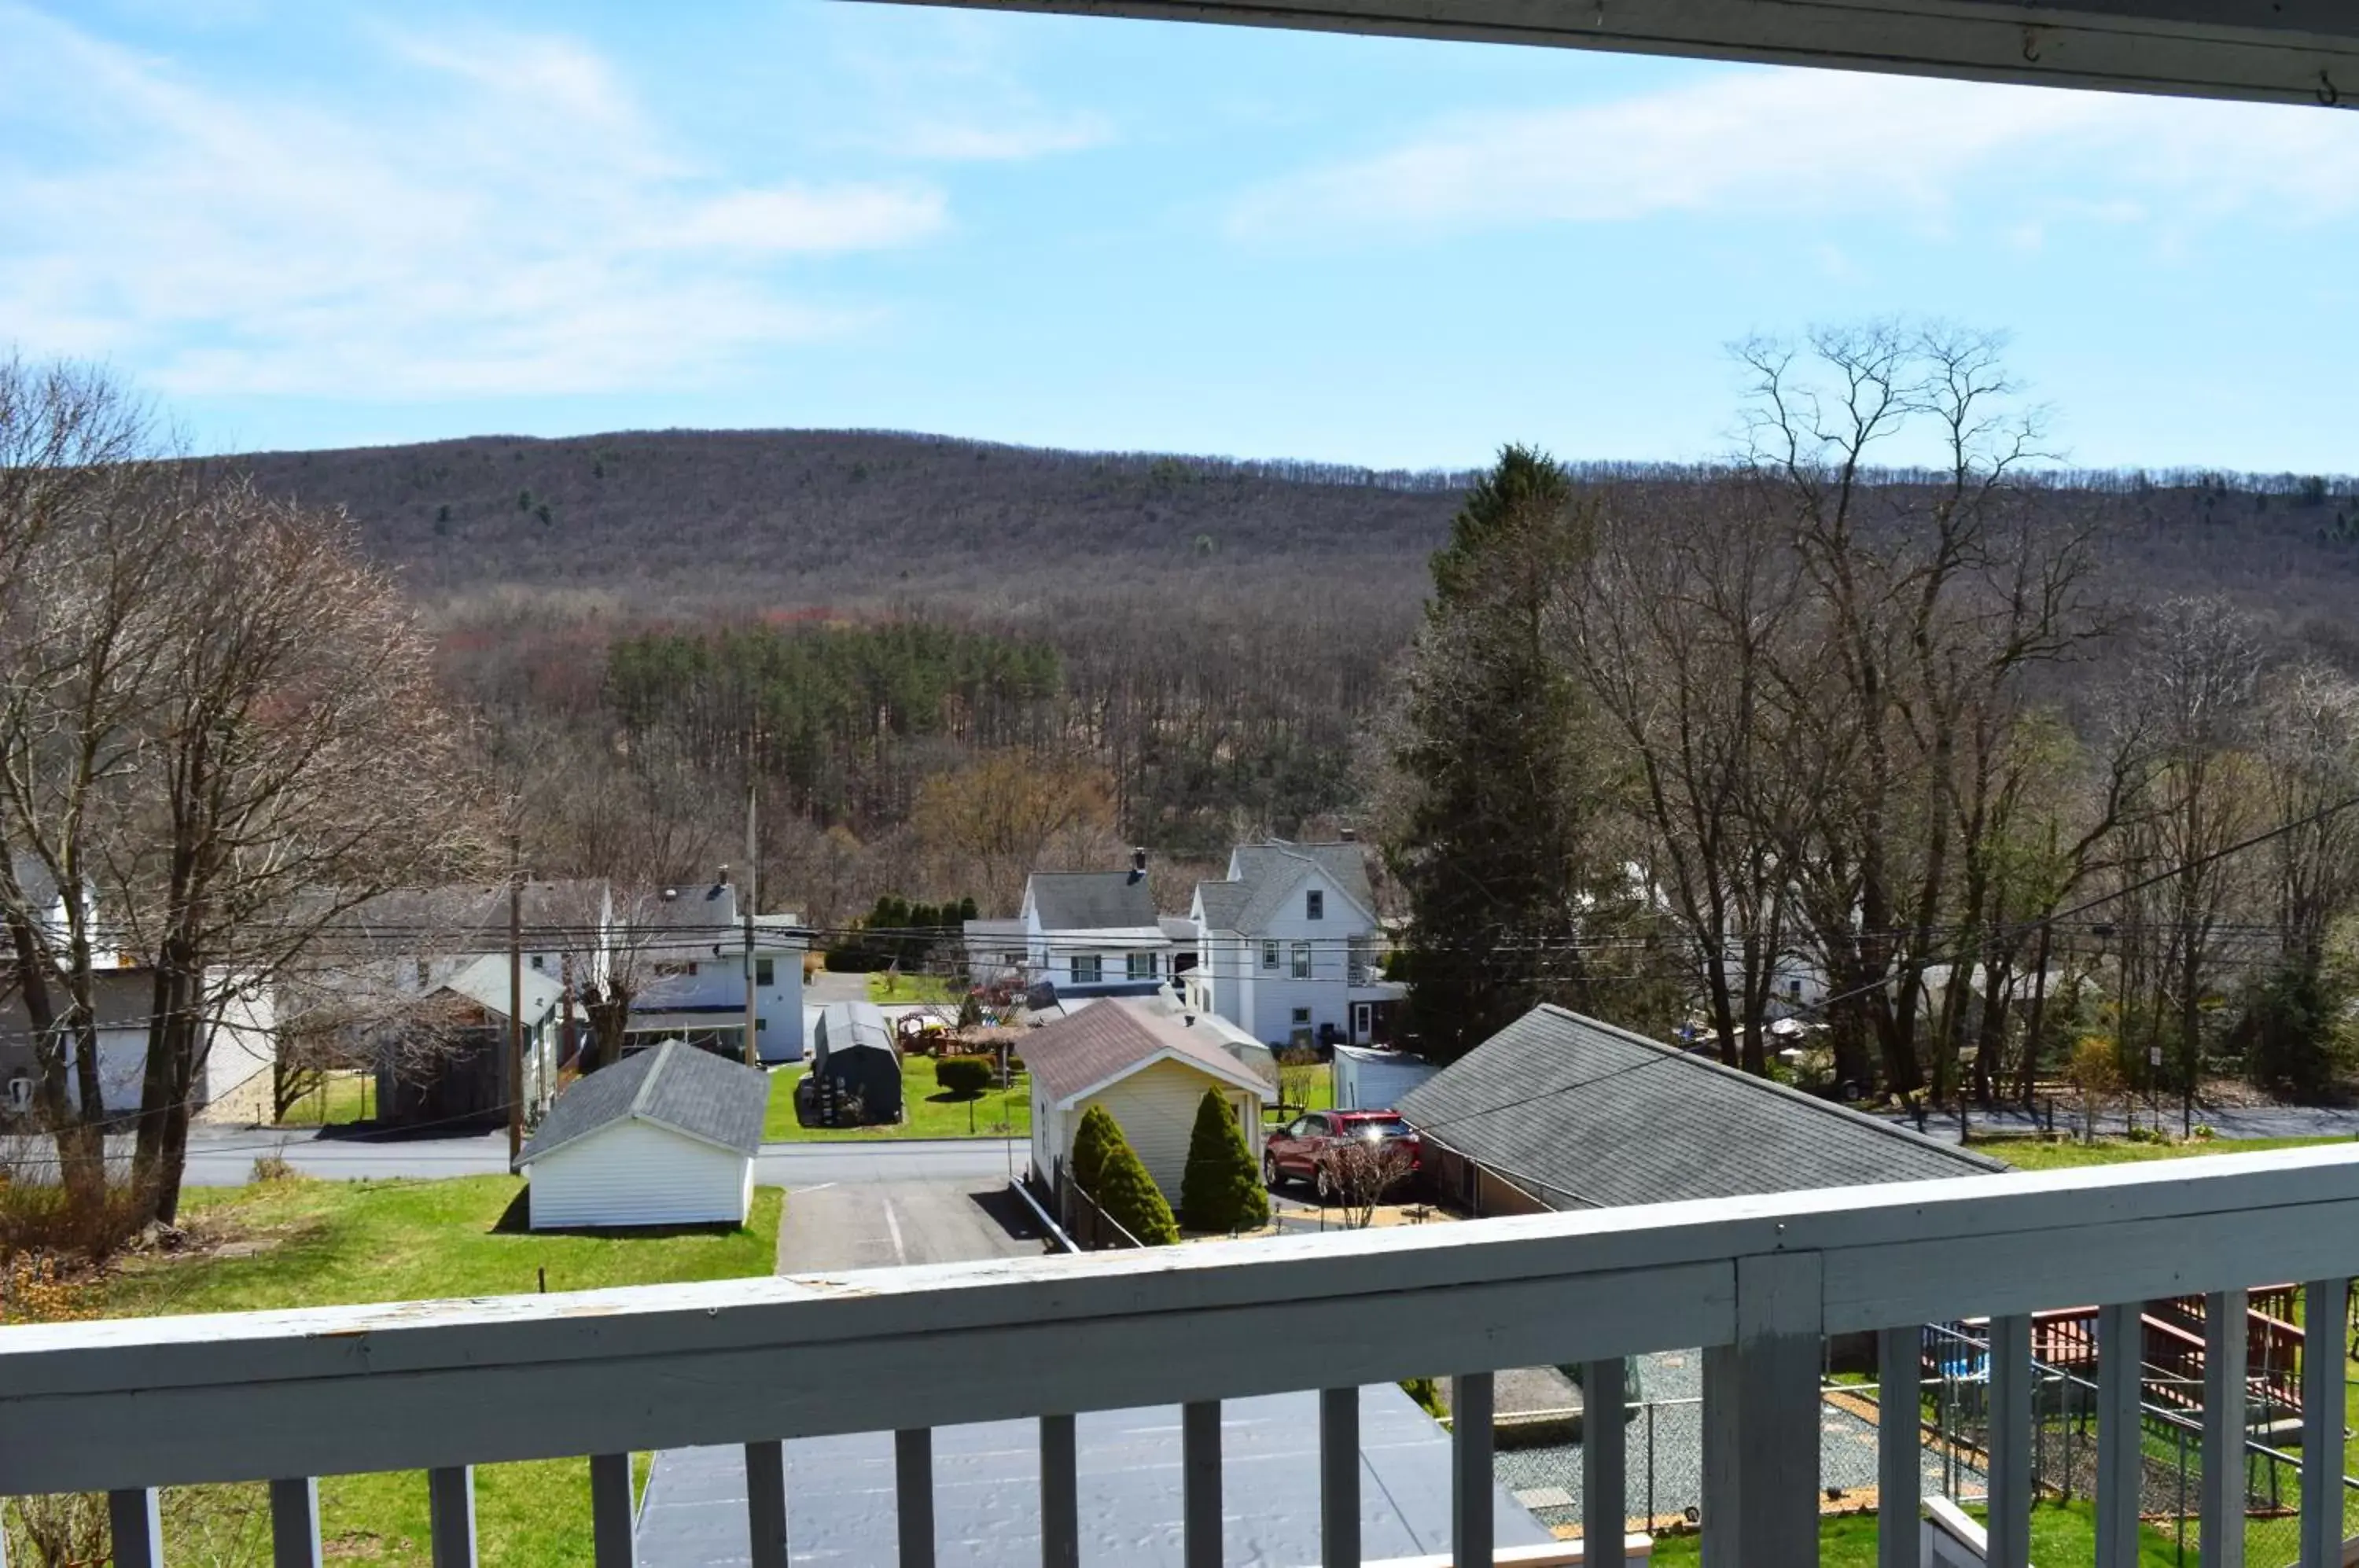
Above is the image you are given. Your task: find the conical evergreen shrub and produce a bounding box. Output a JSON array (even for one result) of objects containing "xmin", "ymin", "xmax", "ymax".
[
  {"xmin": 1180, "ymin": 1088, "xmax": 1268, "ymax": 1233},
  {"xmin": 1073, "ymin": 1103, "xmax": 1177, "ymax": 1246},
  {"xmin": 1070, "ymin": 1103, "xmax": 1121, "ymax": 1196}
]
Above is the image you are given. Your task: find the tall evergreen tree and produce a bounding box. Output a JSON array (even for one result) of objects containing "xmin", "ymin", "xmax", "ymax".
[
  {"xmin": 1386, "ymin": 446, "xmax": 1610, "ymax": 1062},
  {"xmin": 1179, "ymin": 1088, "xmax": 1268, "ymax": 1233}
]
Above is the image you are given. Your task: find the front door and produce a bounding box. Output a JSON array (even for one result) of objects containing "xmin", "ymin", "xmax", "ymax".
[{"xmin": 1350, "ymin": 1002, "xmax": 1372, "ymax": 1045}]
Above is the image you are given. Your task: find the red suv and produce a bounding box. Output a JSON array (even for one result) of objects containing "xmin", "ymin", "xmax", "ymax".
[{"xmin": 1263, "ymin": 1110, "xmax": 1422, "ymax": 1202}]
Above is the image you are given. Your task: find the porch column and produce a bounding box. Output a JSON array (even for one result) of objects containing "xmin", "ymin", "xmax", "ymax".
[{"xmin": 1702, "ymin": 1252, "xmax": 1824, "ymax": 1568}]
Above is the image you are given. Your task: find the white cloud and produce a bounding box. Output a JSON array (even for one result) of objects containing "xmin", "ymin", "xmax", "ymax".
[
  {"xmin": 884, "ymin": 112, "xmax": 1115, "ymax": 163},
  {"xmin": 1225, "ymin": 67, "xmax": 2359, "ymax": 244},
  {"xmin": 0, "ymin": 7, "xmax": 947, "ymax": 398}
]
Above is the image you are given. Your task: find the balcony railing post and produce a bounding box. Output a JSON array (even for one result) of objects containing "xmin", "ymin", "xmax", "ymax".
[
  {"xmin": 1040, "ymin": 1414, "xmax": 1080, "ymax": 1568},
  {"xmin": 2200, "ymin": 1289, "xmax": 2248, "ymax": 1568},
  {"xmin": 896, "ymin": 1428, "xmax": 936, "ymax": 1568},
  {"xmin": 109, "ymin": 1488, "xmax": 163, "ymax": 1568},
  {"xmin": 1320, "ymin": 1386, "xmax": 1360, "ymax": 1568},
  {"xmin": 2301, "ymin": 1279, "xmax": 2348, "ymax": 1568},
  {"xmin": 1183, "ymin": 1400, "xmax": 1222, "ymax": 1568},
  {"xmin": 1584, "ymin": 1357, "xmax": 1627, "ymax": 1568},
  {"xmin": 589, "ymin": 1453, "xmax": 635, "ymax": 1568},
  {"xmin": 1452, "ymin": 1371, "xmax": 1496, "ymax": 1568},
  {"xmin": 745, "ymin": 1440, "xmax": 788, "ymax": 1568},
  {"xmin": 270, "ymin": 1477, "xmax": 324, "ymax": 1568},
  {"xmin": 1703, "ymin": 1252, "xmax": 1824, "ymax": 1568},
  {"xmin": 2097, "ymin": 1301, "xmax": 2144, "ymax": 1568},
  {"xmin": 1989, "ymin": 1315, "xmax": 2034, "ymax": 1568},
  {"xmin": 426, "ymin": 1465, "xmax": 477, "ymax": 1568}
]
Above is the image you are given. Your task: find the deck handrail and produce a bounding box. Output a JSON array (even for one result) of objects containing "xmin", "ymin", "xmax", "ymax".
[{"xmin": 8, "ymin": 1143, "xmax": 2359, "ymax": 1566}]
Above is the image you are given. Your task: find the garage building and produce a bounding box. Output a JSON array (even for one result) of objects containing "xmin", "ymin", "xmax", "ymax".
[{"xmin": 518, "ymin": 1038, "xmax": 769, "ymax": 1230}]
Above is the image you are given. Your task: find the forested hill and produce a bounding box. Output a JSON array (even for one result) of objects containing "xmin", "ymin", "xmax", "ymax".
[{"xmin": 226, "ymin": 428, "xmax": 2359, "ymax": 646}]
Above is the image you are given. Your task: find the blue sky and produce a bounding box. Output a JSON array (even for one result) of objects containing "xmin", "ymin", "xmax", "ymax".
[{"xmin": 4, "ymin": 0, "xmax": 2355, "ymax": 473}]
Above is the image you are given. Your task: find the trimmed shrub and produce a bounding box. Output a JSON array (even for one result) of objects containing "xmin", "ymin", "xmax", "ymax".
[
  {"xmin": 934, "ymin": 1057, "xmax": 993, "ymax": 1098},
  {"xmin": 1179, "ymin": 1088, "xmax": 1268, "ymax": 1233},
  {"xmin": 1071, "ymin": 1103, "xmax": 1177, "ymax": 1246}
]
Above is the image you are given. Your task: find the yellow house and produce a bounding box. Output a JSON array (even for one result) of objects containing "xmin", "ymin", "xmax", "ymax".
[{"xmin": 1025, "ymin": 998, "xmax": 1272, "ymax": 1202}]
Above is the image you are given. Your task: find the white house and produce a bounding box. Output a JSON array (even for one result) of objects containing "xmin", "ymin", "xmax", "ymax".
[
  {"xmin": 622, "ymin": 873, "xmax": 810, "ymax": 1066},
  {"xmin": 1330, "ymin": 1043, "xmax": 1439, "ymax": 1112},
  {"xmin": 0, "ymin": 967, "xmax": 277, "ymax": 1126},
  {"xmin": 962, "ymin": 917, "xmax": 1029, "ymax": 990},
  {"xmin": 1024, "ymin": 997, "xmax": 1271, "ymax": 1204},
  {"xmin": 517, "ymin": 1039, "xmax": 768, "ymax": 1229},
  {"xmin": 1018, "ymin": 852, "xmax": 1177, "ymax": 998},
  {"xmin": 1187, "ymin": 840, "xmax": 1404, "ymax": 1051}
]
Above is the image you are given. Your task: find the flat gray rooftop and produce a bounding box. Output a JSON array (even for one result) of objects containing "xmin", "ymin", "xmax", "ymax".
[{"xmin": 637, "ymin": 1384, "xmax": 1554, "ymax": 1566}]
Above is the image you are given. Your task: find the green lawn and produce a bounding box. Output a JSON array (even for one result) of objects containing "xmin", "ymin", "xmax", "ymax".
[
  {"xmin": 57, "ymin": 1176, "xmax": 780, "ymax": 1568},
  {"xmin": 864, "ymin": 971, "xmax": 964, "ymax": 1005},
  {"xmin": 762, "ymin": 1062, "xmax": 1031, "ymax": 1141},
  {"xmin": 1649, "ymin": 1500, "xmax": 2181, "ymax": 1568},
  {"xmin": 278, "ymin": 1068, "xmax": 376, "ymax": 1127},
  {"xmin": 1975, "ymin": 1134, "xmax": 2349, "ymax": 1172}
]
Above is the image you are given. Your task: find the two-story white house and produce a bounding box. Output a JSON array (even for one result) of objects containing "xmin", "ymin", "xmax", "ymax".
[
  {"xmin": 623, "ymin": 873, "xmax": 811, "ymax": 1066},
  {"xmin": 1019, "ymin": 853, "xmax": 1177, "ymax": 998},
  {"xmin": 1187, "ymin": 839, "xmax": 1404, "ymax": 1051}
]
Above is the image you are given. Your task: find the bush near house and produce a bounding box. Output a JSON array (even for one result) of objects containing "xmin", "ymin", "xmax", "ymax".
[
  {"xmin": 1180, "ymin": 1088, "xmax": 1268, "ymax": 1233},
  {"xmin": 934, "ymin": 1057, "xmax": 994, "ymax": 1098},
  {"xmin": 1073, "ymin": 1104, "xmax": 1178, "ymax": 1246}
]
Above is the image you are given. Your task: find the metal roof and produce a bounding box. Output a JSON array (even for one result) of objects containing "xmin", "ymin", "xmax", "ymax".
[
  {"xmin": 519, "ymin": 1038, "xmax": 768, "ymax": 1165},
  {"xmin": 436, "ymin": 952, "xmax": 566, "ymax": 1026},
  {"xmin": 1025, "ymin": 870, "xmax": 1159, "ymax": 932},
  {"xmin": 872, "ymin": 0, "xmax": 2359, "ymax": 108},
  {"xmin": 1395, "ymin": 1004, "xmax": 2005, "ymax": 1211}
]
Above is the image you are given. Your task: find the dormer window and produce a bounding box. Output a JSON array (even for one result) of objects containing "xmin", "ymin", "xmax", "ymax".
[{"xmin": 1306, "ymin": 890, "xmax": 1323, "ymax": 920}]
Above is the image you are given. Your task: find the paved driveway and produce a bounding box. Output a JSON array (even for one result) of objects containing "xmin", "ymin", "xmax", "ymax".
[{"xmin": 775, "ymin": 1180, "xmax": 1045, "ymax": 1272}]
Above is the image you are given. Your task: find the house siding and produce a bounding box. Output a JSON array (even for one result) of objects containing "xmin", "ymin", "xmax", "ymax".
[
  {"xmin": 1076, "ymin": 1058, "xmax": 1257, "ymax": 1201},
  {"xmin": 526, "ymin": 1119, "xmax": 752, "ymax": 1229}
]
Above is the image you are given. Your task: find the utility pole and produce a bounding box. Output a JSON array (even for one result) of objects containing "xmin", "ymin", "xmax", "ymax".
[
  {"xmin": 507, "ymin": 834, "xmax": 524, "ymax": 1165},
  {"xmin": 743, "ymin": 777, "xmax": 760, "ymax": 1068}
]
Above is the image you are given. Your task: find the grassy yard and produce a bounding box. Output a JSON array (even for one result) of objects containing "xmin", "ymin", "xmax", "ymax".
[
  {"xmin": 762, "ymin": 1062, "xmax": 1031, "ymax": 1141},
  {"xmin": 31, "ymin": 1176, "xmax": 780, "ymax": 1568},
  {"xmin": 1973, "ymin": 1134, "xmax": 2349, "ymax": 1171},
  {"xmin": 1650, "ymin": 1500, "xmax": 2181, "ymax": 1568},
  {"xmin": 277, "ymin": 1068, "xmax": 377, "ymax": 1127},
  {"xmin": 863, "ymin": 971, "xmax": 964, "ymax": 1006}
]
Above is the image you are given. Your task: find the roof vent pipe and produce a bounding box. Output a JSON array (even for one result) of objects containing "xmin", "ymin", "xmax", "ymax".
[{"xmin": 1128, "ymin": 847, "xmax": 1148, "ymax": 884}]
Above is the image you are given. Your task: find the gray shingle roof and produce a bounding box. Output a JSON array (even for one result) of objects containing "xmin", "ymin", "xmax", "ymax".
[
  {"xmin": 519, "ymin": 1039, "xmax": 768, "ymax": 1165},
  {"xmin": 436, "ymin": 953, "xmax": 566, "ymax": 1025},
  {"xmin": 1027, "ymin": 870, "xmax": 1157, "ymax": 932},
  {"xmin": 1196, "ymin": 841, "xmax": 1377, "ymax": 933},
  {"xmin": 1025, "ymin": 999, "xmax": 1271, "ymax": 1105},
  {"xmin": 1395, "ymin": 1005, "xmax": 2004, "ymax": 1210}
]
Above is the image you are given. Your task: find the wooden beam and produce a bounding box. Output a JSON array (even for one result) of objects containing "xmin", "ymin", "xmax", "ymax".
[
  {"xmin": 1040, "ymin": 1415, "xmax": 1080, "ymax": 1568},
  {"xmin": 1452, "ymin": 1372, "xmax": 1496, "ymax": 1568},
  {"xmin": 1183, "ymin": 1401, "xmax": 1223, "ymax": 1568},
  {"xmin": 1985, "ymin": 1316, "xmax": 2033, "ymax": 1568},
  {"xmin": 2096, "ymin": 1302, "xmax": 2142, "ymax": 1568},
  {"xmin": 589, "ymin": 1453, "xmax": 635, "ymax": 1568},
  {"xmin": 2301, "ymin": 1279, "xmax": 2347, "ymax": 1568},
  {"xmin": 859, "ymin": 0, "xmax": 2359, "ymax": 110},
  {"xmin": 270, "ymin": 1477, "xmax": 324, "ymax": 1568},
  {"xmin": 746, "ymin": 1441, "xmax": 789, "ymax": 1568},
  {"xmin": 1875, "ymin": 1327, "xmax": 1919, "ymax": 1568},
  {"xmin": 108, "ymin": 1489, "xmax": 163, "ymax": 1568},
  {"xmin": 1581, "ymin": 1358, "xmax": 1626, "ymax": 1562},
  {"xmin": 427, "ymin": 1466, "xmax": 477, "ymax": 1568},
  {"xmin": 1321, "ymin": 1386, "xmax": 1361, "ymax": 1568},
  {"xmin": 2200, "ymin": 1290, "xmax": 2248, "ymax": 1568},
  {"xmin": 896, "ymin": 1429, "xmax": 935, "ymax": 1568},
  {"xmin": 10, "ymin": 1148, "xmax": 2359, "ymax": 1493}
]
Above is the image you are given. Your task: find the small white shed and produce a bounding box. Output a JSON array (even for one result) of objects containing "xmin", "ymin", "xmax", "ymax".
[
  {"xmin": 518, "ymin": 1040, "xmax": 769, "ymax": 1230},
  {"xmin": 1330, "ymin": 1043, "xmax": 1438, "ymax": 1112},
  {"xmin": 1025, "ymin": 999, "xmax": 1272, "ymax": 1202}
]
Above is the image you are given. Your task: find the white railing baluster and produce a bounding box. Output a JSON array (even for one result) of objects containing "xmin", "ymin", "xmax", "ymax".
[
  {"xmin": 1875, "ymin": 1326, "xmax": 1920, "ymax": 1568},
  {"xmin": 896, "ymin": 1429, "xmax": 935, "ymax": 1568},
  {"xmin": 745, "ymin": 1441, "xmax": 789, "ymax": 1568},
  {"xmin": 426, "ymin": 1466, "xmax": 477, "ymax": 1568},
  {"xmin": 1704, "ymin": 1253, "xmax": 1822, "ymax": 1568},
  {"xmin": 1987, "ymin": 1315, "xmax": 2033, "ymax": 1568},
  {"xmin": 1452, "ymin": 1371, "xmax": 1494, "ymax": 1568},
  {"xmin": 2096, "ymin": 1301, "xmax": 2142, "ymax": 1568},
  {"xmin": 2201, "ymin": 1289, "xmax": 2248, "ymax": 1568},
  {"xmin": 2302, "ymin": 1279, "xmax": 2348, "ymax": 1568},
  {"xmin": 1583, "ymin": 1358, "xmax": 1627, "ymax": 1568},
  {"xmin": 109, "ymin": 1488, "xmax": 164, "ymax": 1568},
  {"xmin": 1319, "ymin": 1386, "xmax": 1360, "ymax": 1568},
  {"xmin": 589, "ymin": 1453, "xmax": 635, "ymax": 1568},
  {"xmin": 1040, "ymin": 1415, "xmax": 1079, "ymax": 1568},
  {"xmin": 269, "ymin": 1477, "xmax": 322, "ymax": 1568},
  {"xmin": 1183, "ymin": 1399, "xmax": 1222, "ymax": 1568}
]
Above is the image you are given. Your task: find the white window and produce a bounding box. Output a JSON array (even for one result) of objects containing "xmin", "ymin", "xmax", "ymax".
[
  {"xmin": 1072, "ymin": 955, "xmax": 1102, "ymax": 985},
  {"xmin": 1306, "ymin": 889, "xmax": 1323, "ymax": 920},
  {"xmin": 756, "ymin": 958, "xmax": 776, "ymax": 987},
  {"xmin": 1348, "ymin": 937, "xmax": 1373, "ymax": 986},
  {"xmin": 1127, "ymin": 951, "xmax": 1157, "ymax": 981},
  {"xmin": 2, "ymin": 1076, "xmax": 31, "ymax": 1115},
  {"xmin": 1260, "ymin": 940, "xmax": 1279, "ymax": 971},
  {"xmin": 1291, "ymin": 942, "xmax": 1312, "ymax": 980},
  {"xmin": 529, "ymin": 954, "xmax": 545, "ymax": 972},
  {"xmin": 1290, "ymin": 1007, "xmax": 1312, "ymax": 1026}
]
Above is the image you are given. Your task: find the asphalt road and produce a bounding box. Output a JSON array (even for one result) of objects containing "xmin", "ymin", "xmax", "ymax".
[{"xmin": 171, "ymin": 1126, "xmax": 1025, "ymax": 1188}]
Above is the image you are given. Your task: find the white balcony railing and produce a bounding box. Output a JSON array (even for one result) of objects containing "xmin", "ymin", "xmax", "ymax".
[{"xmin": 6, "ymin": 1146, "xmax": 2359, "ymax": 1567}]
